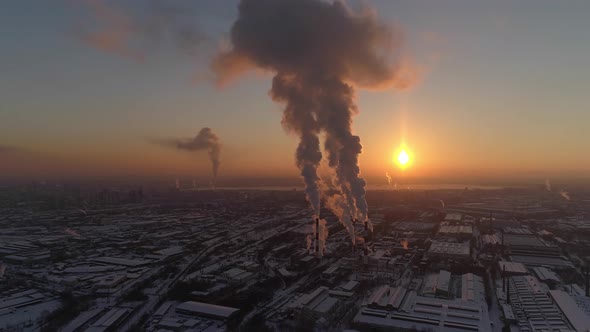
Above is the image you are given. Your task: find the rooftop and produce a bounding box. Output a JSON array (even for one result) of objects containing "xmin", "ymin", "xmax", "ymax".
[{"xmin": 176, "ymin": 301, "xmax": 239, "ymax": 319}]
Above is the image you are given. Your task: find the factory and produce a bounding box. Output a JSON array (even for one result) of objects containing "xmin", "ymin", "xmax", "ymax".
[
  {"xmin": 175, "ymin": 301, "xmax": 240, "ymax": 322},
  {"xmin": 353, "ymin": 273, "xmax": 490, "ymax": 332},
  {"xmin": 427, "ymin": 241, "xmax": 471, "ymax": 261},
  {"xmin": 422, "ymin": 270, "xmax": 451, "ymax": 298},
  {"xmin": 501, "ymin": 275, "xmax": 576, "ymax": 331}
]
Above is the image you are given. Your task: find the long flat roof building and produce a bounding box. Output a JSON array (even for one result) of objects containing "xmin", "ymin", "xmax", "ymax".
[
  {"xmin": 505, "ymin": 275, "xmax": 574, "ymax": 331},
  {"xmin": 176, "ymin": 301, "xmax": 239, "ymax": 321},
  {"xmin": 354, "ymin": 273, "xmax": 490, "ymax": 332},
  {"xmin": 428, "ymin": 241, "xmax": 470, "ymax": 260}
]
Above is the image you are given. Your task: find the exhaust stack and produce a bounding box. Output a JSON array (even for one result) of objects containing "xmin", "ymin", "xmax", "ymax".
[
  {"xmin": 315, "ymin": 217, "xmax": 320, "ymax": 256},
  {"xmin": 507, "ymin": 276, "xmax": 511, "ymax": 304}
]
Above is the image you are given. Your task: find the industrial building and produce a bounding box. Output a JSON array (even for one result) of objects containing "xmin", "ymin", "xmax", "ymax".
[
  {"xmin": 498, "ymin": 261, "xmax": 528, "ymax": 276},
  {"xmin": 503, "ymin": 275, "xmax": 575, "ymax": 331},
  {"xmin": 422, "ymin": 270, "xmax": 451, "ymax": 298},
  {"xmin": 353, "ymin": 273, "xmax": 490, "ymax": 332},
  {"xmin": 175, "ymin": 301, "xmax": 240, "ymax": 321},
  {"xmin": 437, "ymin": 224, "xmax": 473, "ymax": 240},
  {"xmin": 503, "ymin": 234, "xmax": 560, "ymax": 256},
  {"xmin": 509, "ymin": 254, "xmax": 574, "ymax": 270},
  {"xmin": 548, "ymin": 290, "xmax": 590, "ymax": 331},
  {"xmin": 427, "ymin": 241, "xmax": 471, "ymax": 260},
  {"xmin": 293, "ymin": 287, "xmax": 341, "ymax": 323}
]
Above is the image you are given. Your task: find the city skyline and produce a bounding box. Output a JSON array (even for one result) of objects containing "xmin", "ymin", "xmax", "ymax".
[{"xmin": 2, "ymin": 2, "xmax": 590, "ymax": 332}]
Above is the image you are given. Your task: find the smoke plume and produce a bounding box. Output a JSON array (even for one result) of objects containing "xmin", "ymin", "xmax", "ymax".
[
  {"xmin": 214, "ymin": 0, "xmax": 416, "ymax": 242},
  {"xmin": 312, "ymin": 218, "xmax": 329, "ymax": 257},
  {"xmin": 151, "ymin": 127, "xmax": 221, "ymax": 180},
  {"xmin": 386, "ymin": 172, "xmax": 392, "ymax": 186},
  {"xmin": 76, "ymin": 0, "xmax": 205, "ymax": 61},
  {"xmin": 325, "ymin": 193, "xmax": 355, "ymax": 244},
  {"xmin": 560, "ymin": 189, "xmax": 571, "ymax": 201},
  {"xmin": 545, "ymin": 179, "xmax": 551, "ymax": 192}
]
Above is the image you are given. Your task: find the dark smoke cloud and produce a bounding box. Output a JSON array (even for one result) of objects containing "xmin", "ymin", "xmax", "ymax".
[
  {"xmin": 213, "ymin": 0, "xmax": 416, "ymax": 239},
  {"xmin": 76, "ymin": 0, "xmax": 206, "ymax": 61},
  {"xmin": 150, "ymin": 127, "xmax": 221, "ymax": 179}
]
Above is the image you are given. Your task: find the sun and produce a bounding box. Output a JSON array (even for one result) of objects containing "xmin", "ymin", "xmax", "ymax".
[
  {"xmin": 395, "ymin": 149, "xmax": 411, "ymax": 169},
  {"xmin": 398, "ymin": 150, "xmax": 409, "ymax": 165}
]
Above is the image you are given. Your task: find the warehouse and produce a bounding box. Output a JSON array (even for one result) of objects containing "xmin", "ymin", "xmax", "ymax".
[{"xmin": 176, "ymin": 301, "xmax": 239, "ymax": 321}]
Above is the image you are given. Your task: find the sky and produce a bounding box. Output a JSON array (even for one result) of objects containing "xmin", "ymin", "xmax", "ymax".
[{"xmin": 1, "ymin": 0, "xmax": 589, "ymax": 185}]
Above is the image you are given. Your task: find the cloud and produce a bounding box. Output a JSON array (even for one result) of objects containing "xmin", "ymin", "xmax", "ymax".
[{"xmin": 75, "ymin": 0, "xmax": 206, "ymax": 61}]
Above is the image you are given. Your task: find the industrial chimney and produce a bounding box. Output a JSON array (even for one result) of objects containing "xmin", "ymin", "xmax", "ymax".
[
  {"xmin": 507, "ymin": 277, "xmax": 511, "ymax": 304},
  {"xmin": 315, "ymin": 217, "xmax": 320, "ymax": 256}
]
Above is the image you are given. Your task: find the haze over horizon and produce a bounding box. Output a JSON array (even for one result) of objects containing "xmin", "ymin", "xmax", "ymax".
[{"xmin": 2, "ymin": 0, "xmax": 590, "ymax": 185}]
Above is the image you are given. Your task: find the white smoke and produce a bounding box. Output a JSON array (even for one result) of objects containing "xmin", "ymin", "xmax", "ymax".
[
  {"xmin": 560, "ymin": 189, "xmax": 571, "ymax": 200},
  {"xmin": 545, "ymin": 179, "xmax": 551, "ymax": 191},
  {"xmin": 386, "ymin": 172, "xmax": 392, "ymax": 186},
  {"xmin": 312, "ymin": 218, "xmax": 329, "ymax": 257},
  {"xmin": 324, "ymin": 193, "xmax": 355, "ymax": 245},
  {"xmin": 214, "ymin": 0, "xmax": 416, "ymax": 246}
]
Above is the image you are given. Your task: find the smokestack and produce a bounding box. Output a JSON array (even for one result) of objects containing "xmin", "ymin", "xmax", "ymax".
[
  {"xmin": 213, "ymin": 0, "xmax": 415, "ymax": 246},
  {"xmin": 506, "ymin": 276, "xmax": 511, "ymax": 304},
  {"xmin": 151, "ymin": 128, "xmax": 222, "ymax": 184},
  {"xmin": 315, "ymin": 217, "xmax": 320, "ymax": 256}
]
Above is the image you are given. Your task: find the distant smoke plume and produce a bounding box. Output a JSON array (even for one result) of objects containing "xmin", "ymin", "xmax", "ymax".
[
  {"xmin": 560, "ymin": 189, "xmax": 571, "ymax": 201},
  {"xmin": 214, "ymin": 0, "xmax": 416, "ymax": 242},
  {"xmin": 151, "ymin": 127, "xmax": 221, "ymax": 180},
  {"xmin": 385, "ymin": 172, "xmax": 392, "ymax": 186},
  {"xmin": 440, "ymin": 200, "xmax": 445, "ymax": 209},
  {"xmin": 77, "ymin": 0, "xmax": 205, "ymax": 61},
  {"xmin": 545, "ymin": 179, "xmax": 551, "ymax": 192}
]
